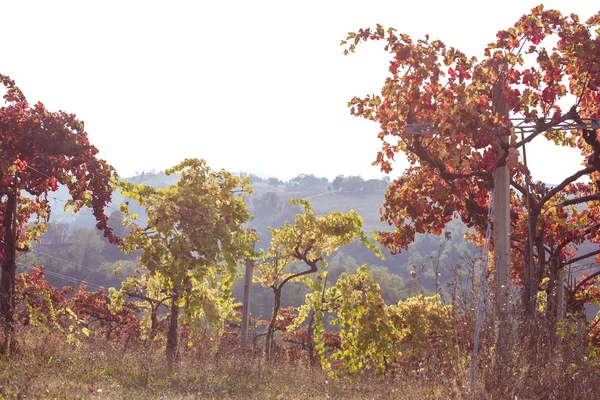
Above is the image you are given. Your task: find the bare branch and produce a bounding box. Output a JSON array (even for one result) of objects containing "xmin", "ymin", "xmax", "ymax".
[
  {"xmin": 540, "ymin": 166, "xmax": 597, "ymax": 207},
  {"xmin": 555, "ymin": 222, "xmax": 600, "ymax": 259},
  {"xmin": 278, "ymin": 262, "xmax": 318, "ymax": 289},
  {"xmin": 573, "ymin": 270, "xmax": 600, "ymax": 294},
  {"xmin": 561, "ymin": 193, "xmax": 600, "ymax": 206},
  {"xmin": 127, "ymin": 291, "xmax": 172, "ymax": 307},
  {"xmin": 587, "ymin": 316, "xmax": 600, "ymax": 338},
  {"xmin": 564, "ymin": 248, "xmax": 600, "ymax": 266},
  {"xmin": 510, "ymin": 179, "xmax": 539, "ymax": 211}
]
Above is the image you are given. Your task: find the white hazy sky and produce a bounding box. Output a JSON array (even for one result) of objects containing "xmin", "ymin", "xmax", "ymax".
[{"xmin": 2, "ymin": 1, "xmax": 598, "ymax": 183}]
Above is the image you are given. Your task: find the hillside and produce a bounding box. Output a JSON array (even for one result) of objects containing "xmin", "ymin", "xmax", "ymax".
[
  {"xmin": 47, "ymin": 174, "xmax": 390, "ymax": 234},
  {"xmin": 250, "ymin": 182, "xmax": 389, "ymax": 232}
]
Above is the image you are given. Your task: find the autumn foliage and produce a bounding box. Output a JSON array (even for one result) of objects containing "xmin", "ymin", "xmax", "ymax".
[
  {"xmin": 0, "ymin": 74, "xmax": 119, "ymax": 352},
  {"xmin": 2, "ymin": 5, "xmax": 600, "ymax": 399},
  {"xmin": 343, "ymin": 6, "xmax": 600, "ymax": 317},
  {"xmin": 14, "ymin": 266, "xmax": 139, "ymax": 344}
]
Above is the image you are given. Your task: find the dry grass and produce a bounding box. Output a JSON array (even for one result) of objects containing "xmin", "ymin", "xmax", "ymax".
[
  {"xmin": 474, "ymin": 318, "xmax": 600, "ymax": 400},
  {"xmin": 2, "ymin": 321, "xmax": 599, "ymax": 399},
  {"xmin": 0, "ymin": 326, "xmax": 459, "ymax": 399}
]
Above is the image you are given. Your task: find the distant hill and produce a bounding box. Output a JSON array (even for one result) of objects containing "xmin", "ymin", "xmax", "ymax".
[
  {"xmin": 43, "ymin": 172, "xmax": 389, "ymax": 235},
  {"xmin": 249, "ymin": 182, "xmax": 388, "ymax": 232}
]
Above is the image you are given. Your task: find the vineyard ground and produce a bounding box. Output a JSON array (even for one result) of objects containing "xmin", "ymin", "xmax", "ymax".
[{"xmin": 0, "ymin": 326, "xmax": 461, "ymax": 399}]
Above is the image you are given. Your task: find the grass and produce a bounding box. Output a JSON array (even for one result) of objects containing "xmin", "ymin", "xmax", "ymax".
[
  {"xmin": 0, "ymin": 326, "xmax": 460, "ymax": 399},
  {"xmin": 2, "ymin": 317, "xmax": 600, "ymax": 399}
]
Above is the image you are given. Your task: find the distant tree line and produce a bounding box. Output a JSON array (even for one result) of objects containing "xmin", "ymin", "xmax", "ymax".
[{"xmin": 239, "ymin": 172, "xmax": 390, "ymax": 193}]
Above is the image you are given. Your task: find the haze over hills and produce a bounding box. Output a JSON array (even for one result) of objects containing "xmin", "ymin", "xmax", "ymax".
[
  {"xmin": 23, "ymin": 169, "xmax": 600, "ymax": 321},
  {"xmin": 48, "ymin": 170, "xmax": 392, "ymax": 232},
  {"xmin": 16, "ymin": 170, "xmax": 450, "ymax": 319},
  {"xmin": 39, "ymin": 169, "xmax": 565, "ymax": 265},
  {"xmin": 29, "ymin": 170, "xmax": 475, "ymax": 296}
]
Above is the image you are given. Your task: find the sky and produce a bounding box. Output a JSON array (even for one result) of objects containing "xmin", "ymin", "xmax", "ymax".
[{"xmin": 2, "ymin": 1, "xmax": 598, "ymax": 183}]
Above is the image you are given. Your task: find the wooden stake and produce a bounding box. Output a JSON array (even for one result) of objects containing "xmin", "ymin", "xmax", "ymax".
[
  {"xmin": 493, "ymin": 66, "xmax": 511, "ymax": 352},
  {"xmin": 240, "ymin": 241, "xmax": 256, "ymax": 347}
]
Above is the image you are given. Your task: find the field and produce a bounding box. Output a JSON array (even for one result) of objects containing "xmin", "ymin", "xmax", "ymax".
[
  {"xmin": 1, "ymin": 326, "xmax": 454, "ymax": 400},
  {"xmin": 252, "ymin": 183, "xmax": 390, "ymax": 233}
]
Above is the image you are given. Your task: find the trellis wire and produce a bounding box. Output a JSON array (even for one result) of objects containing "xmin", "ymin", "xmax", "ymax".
[
  {"xmin": 30, "ymin": 249, "xmax": 127, "ymax": 283},
  {"xmin": 16, "ymin": 262, "xmax": 106, "ymax": 291}
]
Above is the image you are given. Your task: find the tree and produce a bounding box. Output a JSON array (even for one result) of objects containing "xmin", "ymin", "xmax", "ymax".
[
  {"xmin": 248, "ymin": 173, "xmax": 264, "ymax": 184},
  {"xmin": 255, "ymin": 199, "xmax": 373, "ymax": 359},
  {"xmin": 323, "ymin": 265, "xmax": 395, "ymax": 375},
  {"xmin": 67, "ymin": 227, "xmax": 106, "ymax": 275},
  {"xmin": 67, "ymin": 284, "xmax": 140, "ymax": 343},
  {"xmin": 310, "ymin": 266, "xmax": 452, "ymax": 376},
  {"xmin": 109, "ymin": 270, "xmax": 171, "ymax": 342},
  {"xmin": 287, "ymin": 174, "xmax": 328, "ymax": 192},
  {"xmin": 267, "ymin": 177, "xmax": 283, "ymax": 188},
  {"xmin": 0, "ymin": 74, "xmax": 118, "ymax": 352},
  {"xmin": 102, "ymin": 210, "xmax": 139, "ymax": 263},
  {"xmin": 14, "ymin": 266, "xmax": 140, "ymax": 344},
  {"xmin": 31, "ymin": 221, "xmax": 72, "ymax": 282},
  {"xmin": 342, "ymin": 175, "xmax": 364, "ymax": 192},
  {"xmin": 332, "ymin": 175, "xmax": 344, "ymax": 191},
  {"xmin": 343, "ymin": 7, "xmax": 600, "ymax": 318},
  {"xmin": 119, "ymin": 158, "xmax": 256, "ymax": 367}
]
